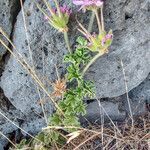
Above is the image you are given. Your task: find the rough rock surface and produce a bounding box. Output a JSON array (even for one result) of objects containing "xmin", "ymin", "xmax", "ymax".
[
  {"xmin": 81, "ymin": 100, "xmax": 126, "ymax": 125},
  {"xmin": 123, "ymin": 73, "xmax": 150, "ymax": 116},
  {"xmin": 0, "ymin": 144, "xmax": 3, "ymax": 150},
  {"xmin": 0, "ymin": 107, "xmax": 20, "ymax": 148},
  {"xmin": 0, "ymin": 105, "xmax": 46, "ymax": 148},
  {"xmin": 129, "ymin": 73, "xmax": 150, "ymax": 103},
  {"xmin": 0, "ymin": 0, "xmax": 20, "ymax": 58}
]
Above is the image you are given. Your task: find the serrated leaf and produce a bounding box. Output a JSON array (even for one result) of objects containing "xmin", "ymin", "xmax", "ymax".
[
  {"xmin": 50, "ymin": 114, "xmax": 62, "ymax": 125},
  {"xmin": 76, "ymin": 36, "xmax": 88, "ymax": 46}
]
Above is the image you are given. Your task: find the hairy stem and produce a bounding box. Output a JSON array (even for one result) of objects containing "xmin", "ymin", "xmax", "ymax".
[
  {"xmin": 82, "ymin": 51, "xmax": 104, "ymax": 76},
  {"xmin": 43, "ymin": 0, "xmax": 54, "ymax": 15},
  {"xmin": 95, "ymin": 9, "xmax": 102, "ymax": 34},
  {"xmin": 88, "ymin": 11, "xmax": 95, "ymax": 33},
  {"xmin": 64, "ymin": 31, "xmax": 71, "ymax": 53},
  {"xmin": 53, "ymin": 0, "xmax": 61, "ymax": 17},
  {"xmin": 101, "ymin": 6, "xmax": 105, "ymax": 31}
]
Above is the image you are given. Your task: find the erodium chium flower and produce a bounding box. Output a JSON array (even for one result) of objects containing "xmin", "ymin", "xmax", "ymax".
[
  {"xmin": 78, "ymin": 22, "xmax": 113, "ymax": 53},
  {"xmin": 48, "ymin": 5, "xmax": 72, "ymax": 32},
  {"xmin": 73, "ymin": 0, "xmax": 104, "ymax": 11},
  {"xmin": 40, "ymin": 0, "xmax": 72, "ymax": 32},
  {"xmin": 87, "ymin": 31, "xmax": 113, "ymax": 52}
]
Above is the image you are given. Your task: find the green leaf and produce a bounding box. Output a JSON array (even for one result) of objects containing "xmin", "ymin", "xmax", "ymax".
[
  {"xmin": 63, "ymin": 115, "xmax": 80, "ymax": 128},
  {"xmin": 76, "ymin": 36, "xmax": 88, "ymax": 46},
  {"xmin": 75, "ymin": 104, "xmax": 87, "ymax": 116},
  {"xmin": 50, "ymin": 114, "xmax": 62, "ymax": 125},
  {"xmin": 58, "ymin": 101, "xmax": 67, "ymax": 111},
  {"xmin": 67, "ymin": 64, "xmax": 81, "ymax": 81}
]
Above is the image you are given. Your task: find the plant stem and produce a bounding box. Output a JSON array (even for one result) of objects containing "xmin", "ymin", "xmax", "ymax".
[
  {"xmin": 53, "ymin": 0, "xmax": 61, "ymax": 17},
  {"xmin": 101, "ymin": 6, "xmax": 105, "ymax": 31},
  {"xmin": 82, "ymin": 51, "xmax": 104, "ymax": 76},
  {"xmin": 64, "ymin": 31, "xmax": 71, "ymax": 53},
  {"xmin": 95, "ymin": 9, "xmax": 102, "ymax": 34},
  {"xmin": 43, "ymin": 0, "xmax": 54, "ymax": 15},
  {"xmin": 88, "ymin": 11, "xmax": 95, "ymax": 33}
]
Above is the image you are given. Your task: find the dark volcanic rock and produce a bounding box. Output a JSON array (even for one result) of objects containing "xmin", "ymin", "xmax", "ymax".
[{"xmin": 0, "ymin": 0, "xmax": 20, "ymax": 58}]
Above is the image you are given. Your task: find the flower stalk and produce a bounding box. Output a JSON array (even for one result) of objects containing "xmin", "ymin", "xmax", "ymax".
[
  {"xmin": 40, "ymin": 0, "xmax": 72, "ymax": 32},
  {"xmin": 88, "ymin": 11, "xmax": 95, "ymax": 32},
  {"xmin": 82, "ymin": 50, "xmax": 106, "ymax": 76},
  {"xmin": 53, "ymin": 0, "xmax": 61, "ymax": 17},
  {"xmin": 43, "ymin": 0, "xmax": 55, "ymax": 15},
  {"xmin": 101, "ymin": 5, "xmax": 104, "ymax": 31},
  {"xmin": 95, "ymin": 9, "xmax": 102, "ymax": 34},
  {"xmin": 64, "ymin": 31, "xmax": 71, "ymax": 53}
]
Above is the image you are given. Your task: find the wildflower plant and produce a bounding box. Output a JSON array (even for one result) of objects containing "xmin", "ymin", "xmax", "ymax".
[{"xmin": 14, "ymin": 0, "xmax": 113, "ymax": 148}]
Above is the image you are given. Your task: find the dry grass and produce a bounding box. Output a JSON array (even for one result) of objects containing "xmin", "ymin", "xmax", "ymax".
[
  {"xmin": 49, "ymin": 114, "xmax": 149, "ymax": 150},
  {"xmin": 0, "ymin": 113, "xmax": 149, "ymax": 149}
]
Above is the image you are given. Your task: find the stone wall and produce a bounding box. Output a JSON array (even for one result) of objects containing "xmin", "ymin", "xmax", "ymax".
[{"xmin": 0, "ymin": 0, "xmax": 149, "ymax": 148}]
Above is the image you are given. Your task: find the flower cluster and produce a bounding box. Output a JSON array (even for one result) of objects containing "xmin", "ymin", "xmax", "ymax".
[
  {"xmin": 73, "ymin": 0, "xmax": 104, "ymax": 11},
  {"xmin": 86, "ymin": 31, "xmax": 113, "ymax": 52},
  {"xmin": 78, "ymin": 21, "xmax": 113, "ymax": 53},
  {"xmin": 44, "ymin": 4, "xmax": 72, "ymax": 32},
  {"xmin": 101, "ymin": 33, "xmax": 113, "ymax": 46},
  {"xmin": 59, "ymin": 5, "xmax": 72, "ymax": 16}
]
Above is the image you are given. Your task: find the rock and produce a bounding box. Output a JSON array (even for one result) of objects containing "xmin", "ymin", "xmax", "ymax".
[
  {"xmin": 82, "ymin": 73, "xmax": 150, "ymax": 125},
  {"xmin": 110, "ymin": 74, "xmax": 150, "ymax": 118},
  {"xmin": 85, "ymin": 0, "xmax": 150, "ymax": 97},
  {"xmin": 125, "ymin": 99, "xmax": 147, "ymax": 117},
  {"xmin": 0, "ymin": 109, "xmax": 19, "ymax": 149},
  {"xmin": 0, "ymin": 106, "xmax": 46, "ymax": 149},
  {"xmin": 1, "ymin": 0, "xmax": 150, "ymax": 116},
  {"xmin": 20, "ymin": 115, "xmax": 46, "ymax": 136},
  {"xmin": 122, "ymin": 73, "xmax": 150, "ymax": 116},
  {"xmin": 0, "ymin": 143, "xmax": 4, "ymax": 150},
  {"xmin": 81, "ymin": 101, "xmax": 126, "ymax": 124},
  {"xmin": 0, "ymin": 0, "xmax": 20, "ymax": 58},
  {"xmin": 129, "ymin": 73, "xmax": 150, "ymax": 104}
]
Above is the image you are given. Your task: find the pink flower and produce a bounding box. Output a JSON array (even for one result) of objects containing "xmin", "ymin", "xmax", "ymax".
[
  {"xmin": 45, "ymin": 5, "xmax": 72, "ymax": 20},
  {"xmin": 59, "ymin": 5, "xmax": 72, "ymax": 16},
  {"xmin": 51, "ymin": 5, "xmax": 72, "ymax": 17},
  {"xmin": 73, "ymin": 0, "xmax": 104, "ymax": 10},
  {"xmin": 44, "ymin": 5, "xmax": 72, "ymax": 32},
  {"xmin": 105, "ymin": 34, "xmax": 113, "ymax": 40},
  {"xmin": 101, "ymin": 33, "xmax": 113, "ymax": 46}
]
